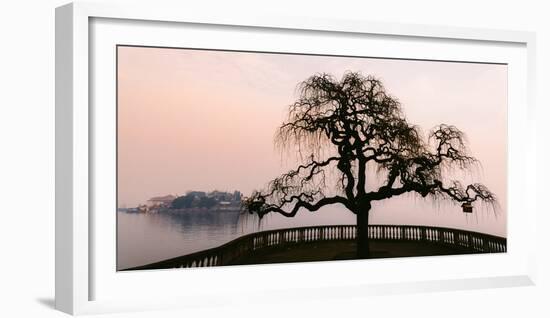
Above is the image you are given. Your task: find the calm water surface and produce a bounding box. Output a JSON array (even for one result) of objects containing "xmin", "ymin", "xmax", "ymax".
[{"xmin": 117, "ymin": 208, "xmax": 356, "ymax": 270}]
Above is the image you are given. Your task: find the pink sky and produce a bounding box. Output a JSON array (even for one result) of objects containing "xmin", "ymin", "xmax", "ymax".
[{"xmin": 117, "ymin": 46, "xmax": 507, "ymax": 236}]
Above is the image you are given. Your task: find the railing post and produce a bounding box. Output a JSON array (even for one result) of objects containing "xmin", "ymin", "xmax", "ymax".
[
  {"xmin": 419, "ymin": 227, "xmax": 428, "ymax": 241},
  {"xmin": 452, "ymin": 231, "xmax": 457, "ymax": 246},
  {"xmin": 483, "ymin": 237, "xmax": 489, "ymax": 252},
  {"xmin": 279, "ymin": 230, "xmax": 286, "ymax": 246}
]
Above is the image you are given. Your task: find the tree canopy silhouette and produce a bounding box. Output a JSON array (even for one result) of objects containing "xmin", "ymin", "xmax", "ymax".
[{"xmin": 243, "ymin": 72, "xmax": 496, "ymax": 258}]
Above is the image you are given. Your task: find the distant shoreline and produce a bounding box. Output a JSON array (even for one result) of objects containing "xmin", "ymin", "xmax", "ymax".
[
  {"xmin": 163, "ymin": 207, "xmax": 242, "ymax": 214},
  {"xmin": 117, "ymin": 207, "xmax": 242, "ymax": 214}
]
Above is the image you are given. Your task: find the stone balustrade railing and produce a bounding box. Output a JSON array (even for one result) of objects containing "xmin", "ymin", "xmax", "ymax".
[{"xmin": 125, "ymin": 224, "xmax": 506, "ymax": 270}]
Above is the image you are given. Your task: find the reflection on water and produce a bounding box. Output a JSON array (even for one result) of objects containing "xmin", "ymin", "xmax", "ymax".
[
  {"xmin": 117, "ymin": 207, "xmax": 357, "ymax": 270},
  {"xmin": 118, "ymin": 210, "xmax": 239, "ymax": 270}
]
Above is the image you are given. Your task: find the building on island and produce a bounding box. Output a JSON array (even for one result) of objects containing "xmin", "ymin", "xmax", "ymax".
[
  {"xmin": 133, "ymin": 191, "xmax": 243, "ymax": 213},
  {"xmin": 233, "ymin": 191, "xmax": 242, "ymax": 202},
  {"xmin": 146, "ymin": 194, "xmax": 176, "ymax": 208}
]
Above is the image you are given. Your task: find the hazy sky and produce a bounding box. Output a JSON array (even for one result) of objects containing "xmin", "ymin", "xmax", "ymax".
[{"xmin": 117, "ymin": 46, "xmax": 507, "ymax": 236}]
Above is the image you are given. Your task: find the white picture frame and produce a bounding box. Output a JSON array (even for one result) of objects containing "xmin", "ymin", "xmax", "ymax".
[{"xmin": 55, "ymin": 1, "xmax": 537, "ymax": 315}]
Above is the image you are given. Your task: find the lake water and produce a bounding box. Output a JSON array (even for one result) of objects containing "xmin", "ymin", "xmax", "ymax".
[
  {"xmin": 117, "ymin": 207, "xmax": 357, "ymax": 270},
  {"xmin": 117, "ymin": 200, "xmax": 505, "ymax": 270}
]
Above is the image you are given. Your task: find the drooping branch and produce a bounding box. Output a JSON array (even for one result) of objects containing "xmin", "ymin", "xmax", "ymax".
[
  {"xmin": 429, "ymin": 124, "xmax": 478, "ymax": 169},
  {"xmin": 434, "ymin": 181, "xmax": 496, "ymax": 204},
  {"xmin": 363, "ymin": 124, "xmax": 496, "ymax": 208},
  {"xmin": 242, "ymin": 154, "xmax": 349, "ymax": 218}
]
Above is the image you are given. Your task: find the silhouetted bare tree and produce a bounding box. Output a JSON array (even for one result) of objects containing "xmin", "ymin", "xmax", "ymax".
[{"xmin": 243, "ymin": 72, "xmax": 496, "ymax": 258}]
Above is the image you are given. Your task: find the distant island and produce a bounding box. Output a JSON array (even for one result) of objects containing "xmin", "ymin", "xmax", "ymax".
[{"xmin": 118, "ymin": 190, "xmax": 243, "ymax": 214}]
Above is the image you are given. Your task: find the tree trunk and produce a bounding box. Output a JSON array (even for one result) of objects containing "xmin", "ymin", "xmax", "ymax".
[{"xmin": 356, "ymin": 209, "xmax": 370, "ymax": 258}]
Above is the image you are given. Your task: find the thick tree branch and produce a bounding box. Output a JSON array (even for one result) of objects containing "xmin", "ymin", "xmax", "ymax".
[{"xmin": 243, "ymin": 195, "xmax": 350, "ymax": 218}]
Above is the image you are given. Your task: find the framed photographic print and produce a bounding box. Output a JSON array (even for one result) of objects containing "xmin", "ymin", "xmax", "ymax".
[{"xmin": 55, "ymin": 2, "xmax": 537, "ymax": 315}]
